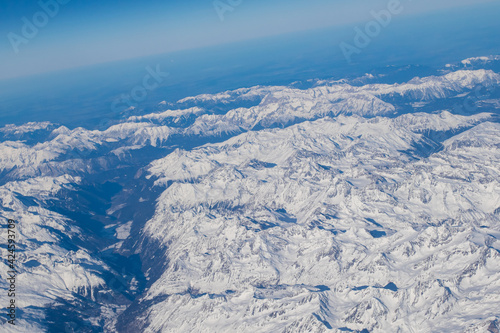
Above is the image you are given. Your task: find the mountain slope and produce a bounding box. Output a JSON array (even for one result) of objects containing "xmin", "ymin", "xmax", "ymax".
[{"xmin": 1, "ymin": 58, "xmax": 500, "ymax": 332}]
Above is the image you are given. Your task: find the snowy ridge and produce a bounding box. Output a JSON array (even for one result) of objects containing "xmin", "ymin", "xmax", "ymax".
[
  {"xmin": 447, "ymin": 55, "xmax": 500, "ymax": 68},
  {"xmin": 176, "ymin": 86, "xmax": 281, "ymax": 104},
  {"xmin": 359, "ymin": 69, "xmax": 500, "ymax": 99},
  {"xmin": 177, "ymin": 69, "xmax": 500, "ymax": 105},
  {"xmin": 0, "ymin": 176, "xmax": 117, "ymax": 332},
  {"xmin": 0, "ymin": 61, "xmax": 500, "ymax": 332},
  {"xmin": 445, "ymin": 55, "xmax": 500, "ymax": 71},
  {"xmin": 0, "ymin": 69, "xmax": 496, "ymax": 177},
  {"xmin": 461, "ymin": 55, "xmax": 500, "ymax": 65},
  {"xmin": 0, "ymin": 122, "xmax": 54, "ymax": 137},
  {"xmin": 137, "ymin": 114, "xmax": 500, "ymax": 332},
  {"xmin": 126, "ymin": 107, "xmax": 204, "ymax": 123}
]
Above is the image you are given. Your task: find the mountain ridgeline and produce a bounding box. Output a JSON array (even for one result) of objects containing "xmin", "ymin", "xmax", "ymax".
[{"xmin": 1, "ymin": 56, "xmax": 500, "ymax": 332}]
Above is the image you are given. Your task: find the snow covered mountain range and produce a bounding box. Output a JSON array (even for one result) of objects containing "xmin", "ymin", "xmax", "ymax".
[{"xmin": 1, "ymin": 56, "xmax": 500, "ymax": 332}]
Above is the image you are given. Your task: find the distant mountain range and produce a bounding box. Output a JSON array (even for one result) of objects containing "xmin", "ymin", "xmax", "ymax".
[{"xmin": 1, "ymin": 56, "xmax": 500, "ymax": 333}]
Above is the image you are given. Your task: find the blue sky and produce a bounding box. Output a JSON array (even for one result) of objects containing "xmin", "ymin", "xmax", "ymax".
[{"xmin": 0, "ymin": 0, "xmax": 497, "ymax": 80}]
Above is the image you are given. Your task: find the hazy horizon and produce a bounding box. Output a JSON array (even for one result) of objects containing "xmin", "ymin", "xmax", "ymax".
[{"xmin": 0, "ymin": 0, "xmax": 497, "ymax": 81}]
